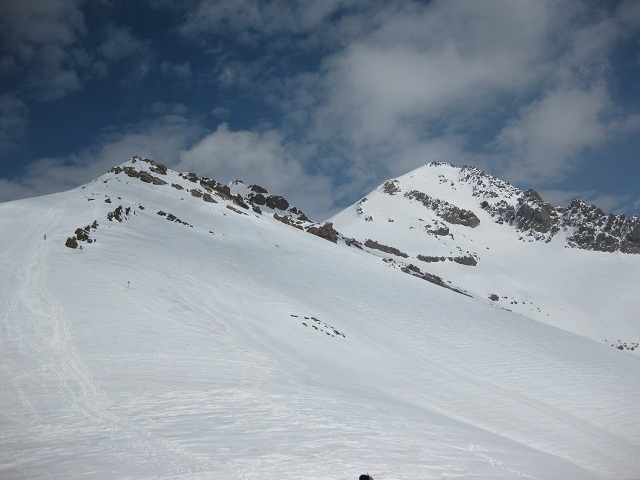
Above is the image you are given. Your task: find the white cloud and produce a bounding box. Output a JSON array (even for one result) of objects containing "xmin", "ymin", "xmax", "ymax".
[
  {"xmin": 0, "ymin": 113, "xmax": 205, "ymax": 203},
  {"xmin": 176, "ymin": 124, "xmax": 333, "ymax": 220},
  {"xmin": 497, "ymin": 86, "xmax": 609, "ymax": 184}
]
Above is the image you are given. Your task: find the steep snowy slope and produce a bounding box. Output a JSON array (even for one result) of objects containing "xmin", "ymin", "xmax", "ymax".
[
  {"xmin": 330, "ymin": 162, "xmax": 640, "ymax": 349},
  {"xmin": 1, "ymin": 158, "xmax": 639, "ymax": 479}
]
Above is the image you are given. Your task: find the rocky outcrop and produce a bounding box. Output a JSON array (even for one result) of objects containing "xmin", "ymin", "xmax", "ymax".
[
  {"xmin": 364, "ymin": 239, "xmax": 409, "ymax": 258},
  {"xmin": 306, "ymin": 222, "xmax": 339, "ymax": 243},
  {"xmin": 265, "ymin": 195, "xmax": 289, "ymax": 211},
  {"xmin": 405, "ymin": 190, "xmax": 480, "ymax": 227},
  {"xmin": 274, "ymin": 213, "xmax": 304, "ymax": 230},
  {"xmin": 417, "ymin": 254, "xmax": 477, "ymax": 266},
  {"xmin": 564, "ymin": 200, "xmax": 640, "ymax": 254},
  {"xmin": 383, "ymin": 179, "xmax": 401, "ymax": 195}
]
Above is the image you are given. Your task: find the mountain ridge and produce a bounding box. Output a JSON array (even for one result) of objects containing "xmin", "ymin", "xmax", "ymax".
[{"xmin": 1, "ymin": 155, "xmax": 640, "ymax": 478}]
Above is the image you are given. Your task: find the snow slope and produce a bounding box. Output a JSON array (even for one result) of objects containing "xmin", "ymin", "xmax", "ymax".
[
  {"xmin": 330, "ymin": 162, "xmax": 640, "ymax": 348},
  {"xmin": 1, "ymin": 158, "xmax": 639, "ymax": 479}
]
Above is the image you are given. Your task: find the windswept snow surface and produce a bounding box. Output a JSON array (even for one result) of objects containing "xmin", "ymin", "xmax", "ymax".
[{"xmin": 1, "ymin": 161, "xmax": 639, "ymax": 479}]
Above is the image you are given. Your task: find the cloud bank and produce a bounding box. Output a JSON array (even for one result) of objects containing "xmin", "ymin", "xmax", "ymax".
[{"xmin": 1, "ymin": 0, "xmax": 639, "ymax": 219}]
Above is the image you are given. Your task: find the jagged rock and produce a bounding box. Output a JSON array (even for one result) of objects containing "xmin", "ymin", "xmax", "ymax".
[
  {"xmin": 425, "ymin": 225, "xmax": 450, "ymax": 236},
  {"xmin": 489, "ymin": 294, "xmax": 500, "ymax": 301},
  {"xmin": 65, "ymin": 237, "xmax": 78, "ymax": 249},
  {"xmin": 233, "ymin": 195, "xmax": 249, "ymax": 209},
  {"xmin": 250, "ymin": 184, "xmax": 268, "ymax": 194},
  {"xmin": 190, "ymin": 189, "xmax": 203, "ymax": 198},
  {"xmin": 516, "ymin": 199, "xmax": 555, "ymax": 234},
  {"xmin": 123, "ymin": 167, "xmax": 140, "ymax": 178},
  {"xmin": 139, "ymin": 171, "xmax": 167, "ymax": 186},
  {"xmin": 75, "ymin": 228, "xmax": 90, "ymax": 242},
  {"xmin": 364, "ymin": 239, "xmax": 409, "ymax": 258},
  {"xmin": 265, "ymin": 195, "xmax": 289, "ymax": 211},
  {"xmin": 180, "ymin": 172, "xmax": 199, "ymax": 183},
  {"xmin": 274, "ymin": 213, "xmax": 303, "ymax": 230},
  {"xmin": 249, "ymin": 193, "xmax": 266, "ymax": 205},
  {"xmin": 383, "ymin": 179, "xmax": 401, "ymax": 195},
  {"xmin": 453, "ymin": 255, "xmax": 477, "ymax": 266},
  {"xmin": 202, "ymin": 193, "xmax": 217, "ymax": 203},
  {"xmin": 148, "ymin": 161, "xmax": 167, "ymax": 175},
  {"xmin": 306, "ymin": 222, "xmax": 339, "ymax": 243},
  {"xmin": 417, "ymin": 255, "xmax": 446, "ymax": 263},
  {"xmin": 110, "ymin": 166, "xmax": 123, "ymax": 174},
  {"xmin": 107, "ymin": 206, "xmax": 125, "ymax": 222},
  {"xmin": 171, "ymin": 183, "xmax": 184, "ymax": 190},
  {"xmin": 405, "ymin": 190, "xmax": 480, "ymax": 227},
  {"xmin": 564, "ymin": 199, "xmax": 640, "ymax": 254},
  {"xmin": 345, "ymin": 237, "xmax": 363, "ymax": 249},
  {"xmin": 480, "ymin": 199, "xmax": 516, "ymax": 225},
  {"xmin": 214, "ymin": 184, "xmax": 233, "ymax": 200}
]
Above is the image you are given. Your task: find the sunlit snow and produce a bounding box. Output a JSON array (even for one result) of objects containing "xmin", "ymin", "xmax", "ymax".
[{"xmin": 1, "ymin": 159, "xmax": 639, "ymax": 479}]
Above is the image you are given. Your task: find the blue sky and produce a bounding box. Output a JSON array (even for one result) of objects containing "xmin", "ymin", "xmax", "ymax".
[{"xmin": 1, "ymin": 0, "xmax": 639, "ymax": 221}]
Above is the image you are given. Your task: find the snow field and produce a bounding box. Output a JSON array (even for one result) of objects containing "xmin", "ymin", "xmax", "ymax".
[{"xmin": 1, "ymin": 165, "xmax": 639, "ymax": 479}]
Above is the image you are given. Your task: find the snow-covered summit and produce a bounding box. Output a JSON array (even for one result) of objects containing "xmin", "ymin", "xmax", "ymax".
[{"xmin": 330, "ymin": 161, "xmax": 640, "ymax": 347}]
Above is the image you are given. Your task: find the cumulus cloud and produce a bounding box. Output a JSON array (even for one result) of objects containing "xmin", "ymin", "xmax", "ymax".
[
  {"xmin": 497, "ymin": 86, "xmax": 610, "ymax": 184},
  {"xmin": 176, "ymin": 123, "xmax": 333, "ymax": 220},
  {"xmin": 0, "ymin": 112, "xmax": 205, "ymax": 203},
  {"xmin": 0, "ymin": 0, "xmax": 88, "ymax": 100},
  {"xmin": 296, "ymin": 0, "xmax": 639, "ymax": 201}
]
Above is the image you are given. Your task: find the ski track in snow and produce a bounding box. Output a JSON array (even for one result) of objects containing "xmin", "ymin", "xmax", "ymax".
[{"xmin": 0, "ymin": 202, "xmax": 230, "ymax": 479}]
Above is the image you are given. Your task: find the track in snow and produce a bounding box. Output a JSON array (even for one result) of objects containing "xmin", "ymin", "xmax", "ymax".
[{"xmin": 0, "ymin": 204, "xmax": 224, "ymax": 479}]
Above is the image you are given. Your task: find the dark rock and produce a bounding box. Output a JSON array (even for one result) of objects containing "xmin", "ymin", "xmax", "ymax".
[
  {"xmin": 405, "ymin": 190, "xmax": 480, "ymax": 227},
  {"xmin": 489, "ymin": 294, "xmax": 499, "ymax": 301},
  {"xmin": 345, "ymin": 238, "xmax": 363, "ymax": 249},
  {"xmin": 250, "ymin": 184, "xmax": 268, "ymax": 194},
  {"xmin": 265, "ymin": 195, "xmax": 289, "ymax": 210},
  {"xmin": 383, "ymin": 179, "xmax": 401, "ymax": 195},
  {"xmin": 171, "ymin": 183, "xmax": 184, "ymax": 190},
  {"xmin": 233, "ymin": 194, "xmax": 250, "ymax": 209},
  {"xmin": 180, "ymin": 172, "xmax": 199, "ymax": 183},
  {"xmin": 202, "ymin": 193, "xmax": 217, "ymax": 203},
  {"xmin": 65, "ymin": 237, "xmax": 78, "ymax": 249},
  {"xmin": 250, "ymin": 193, "xmax": 266, "ymax": 205},
  {"xmin": 364, "ymin": 239, "xmax": 409, "ymax": 258},
  {"xmin": 123, "ymin": 166, "xmax": 140, "ymax": 178},
  {"xmin": 453, "ymin": 255, "xmax": 477, "ymax": 266},
  {"xmin": 139, "ymin": 171, "xmax": 167, "ymax": 185},
  {"xmin": 274, "ymin": 213, "xmax": 304, "ymax": 230},
  {"xmin": 148, "ymin": 161, "xmax": 167, "ymax": 175},
  {"xmin": 306, "ymin": 222, "xmax": 339, "ymax": 243}
]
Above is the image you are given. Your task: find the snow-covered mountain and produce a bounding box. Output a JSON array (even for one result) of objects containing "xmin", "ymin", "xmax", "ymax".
[
  {"xmin": 1, "ymin": 157, "xmax": 639, "ymax": 480},
  {"xmin": 331, "ymin": 161, "xmax": 640, "ymax": 349}
]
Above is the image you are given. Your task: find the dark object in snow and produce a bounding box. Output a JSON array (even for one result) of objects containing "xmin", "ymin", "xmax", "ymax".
[{"xmin": 359, "ymin": 474, "xmax": 374, "ymax": 480}]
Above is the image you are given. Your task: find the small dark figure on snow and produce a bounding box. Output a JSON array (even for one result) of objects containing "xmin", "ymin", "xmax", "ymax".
[{"xmin": 359, "ymin": 475, "xmax": 374, "ymax": 480}]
